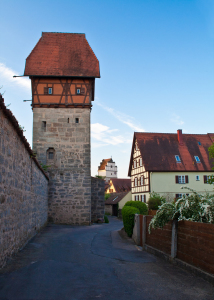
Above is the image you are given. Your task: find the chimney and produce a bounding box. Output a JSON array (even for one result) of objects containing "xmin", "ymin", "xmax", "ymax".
[{"xmin": 177, "ymin": 129, "xmax": 184, "ymax": 145}]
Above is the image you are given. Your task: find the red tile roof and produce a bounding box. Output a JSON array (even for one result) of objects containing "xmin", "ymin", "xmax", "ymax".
[
  {"xmin": 24, "ymin": 32, "xmax": 100, "ymax": 78},
  {"xmin": 110, "ymin": 178, "xmax": 131, "ymax": 193},
  {"xmin": 128, "ymin": 131, "xmax": 214, "ymax": 176},
  {"xmin": 98, "ymin": 158, "xmax": 112, "ymax": 171},
  {"xmin": 105, "ymin": 192, "xmax": 130, "ymax": 205}
]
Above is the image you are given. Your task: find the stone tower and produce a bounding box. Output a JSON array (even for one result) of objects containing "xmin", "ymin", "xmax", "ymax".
[{"xmin": 24, "ymin": 32, "xmax": 100, "ymax": 225}]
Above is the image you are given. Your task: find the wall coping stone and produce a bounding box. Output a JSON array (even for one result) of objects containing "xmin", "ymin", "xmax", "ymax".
[{"xmin": 0, "ymin": 95, "xmax": 49, "ymax": 180}]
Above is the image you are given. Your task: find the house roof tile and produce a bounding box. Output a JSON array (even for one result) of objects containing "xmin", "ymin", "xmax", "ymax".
[
  {"xmin": 105, "ymin": 192, "xmax": 130, "ymax": 205},
  {"xmin": 110, "ymin": 178, "xmax": 131, "ymax": 193},
  {"xmin": 24, "ymin": 32, "xmax": 100, "ymax": 78},
  {"xmin": 128, "ymin": 131, "xmax": 214, "ymax": 176}
]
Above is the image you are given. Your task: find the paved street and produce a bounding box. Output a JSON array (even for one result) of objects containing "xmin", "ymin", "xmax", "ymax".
[{"xmin": 0, "ymin": 217, "xmax": 214, "ymax": 300}]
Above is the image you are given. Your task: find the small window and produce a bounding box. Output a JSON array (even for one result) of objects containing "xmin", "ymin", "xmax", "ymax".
[
  {"xmin": 67, "ymin": 118, "xmax": 69, "ymax": 123},
  {"xmin": 42, "ymin": 121, "xmax": 46, "ymax": 131},
  {"xmin": 134, "ymin": 177, "xmax": 138, "ymax": 186},
  {"xmin": 141, "ymin": 176, "xmax": 144, "ymax": 185},
  {"xmin": 134, "ymin": 160, "xmax": 136, "ymax": 168},
  {"xmin": 136, "ymin": 144, "xmax": 138, "ymax": 150},
  {"xmin": 176, "ymin": 175, "xmax": 188, "ymax": 184},
  {"xmin": 196, "ymin": 175, "xmax": 200, "ymax": 181},
  {"xmin": 175, "ymin": 193, "xmax": 183, "ymax": 199},
  {"xmin": 198, "ymin": 141, "xmax": 201, "ymax": 145},
  {"xmin": 114, "ymin": 172, "xmax": 116, "ymax": 175},
  {"xmin": 48, "ymin": 87, "xmax": 52, "ymax": 95},
  {"xmin": 204, "ymin": 175, "xmax": 210, "ymax": 184},
  {"xmin": 140, "ymin": 195, "xmax": 146, "ymax": 203},
  {"xmin": 48, "ymin": 152, "xmax": 54, "ymax": 159},
  {"xmin": 194, "ymin": 156, "xmax": 200, "ymax": 163},
  {"xmin": 75, "ymin": 118, "xmax": 79, "ymax": 123},
  {"xmin": 76, "ymin": 88, "xmax": 81, "ymax": 95},
  {"xmin": 175, "ymin": 155, "xmax": 181, "ymax": 162},
  {"xmin": 135, "ymin": 195, "xmax": 139, "ymax": 201},
  {"xmin": 140, "ymin": 158, "xmax": 142, "ymax": 166}
]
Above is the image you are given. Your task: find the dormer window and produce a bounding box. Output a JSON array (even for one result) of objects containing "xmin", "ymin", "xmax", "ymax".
[
  {"xmin": 175, "ymin": 155, "xmax": 181, "ymax": 162},
  {"xmin": 48, "ymin": 87, "xmax": 52, "ymax": 94},
  {"xmin": 194, "ymin": 156, "xmax": 200, "ymax": 163}
]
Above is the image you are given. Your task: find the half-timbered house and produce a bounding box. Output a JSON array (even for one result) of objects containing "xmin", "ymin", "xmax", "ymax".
[{"xmin": 128, "ymin": 130, "xmax": 214, "ymax": 203}]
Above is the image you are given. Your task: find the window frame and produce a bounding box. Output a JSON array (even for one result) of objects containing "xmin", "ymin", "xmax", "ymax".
[
  {"xmin": 194, "ymin": 156, "xmax": 200, "ymax": 163},
  {"xmin": 196, "ymin": 175, "xmax": 200, "ymax": 181},
  {"xmin": 141, "ymin": 176, "xmax": 144, "ymax": 186},
  {"xmin": 175, "ymin": 155, "xmax": 181, "ymax": 163},
  {"xmin": 76, "ymin": 88, "xmax": 81, "ymax": 95},
  {"xmin": 48, "ymin": 87, "xmax": 53, "ymax": 95},
  {"xmin": 134, "ymin": 177, "xmax": 138, "ymax": 187}
]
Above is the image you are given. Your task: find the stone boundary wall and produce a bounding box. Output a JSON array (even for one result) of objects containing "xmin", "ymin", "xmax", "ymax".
[
  {"xmin": 133, "ymin": 214, "xmax": 214, "ymax": 276},
  {"xmin": 0, "ymin": 95, "xmax": 49, "ymax": 268},
  {"xmin": 91, "ymin": 177, "xmax": 105, "ymax": 222}
]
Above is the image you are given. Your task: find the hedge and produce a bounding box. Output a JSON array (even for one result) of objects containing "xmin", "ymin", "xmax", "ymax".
[
  {"xmin": 122, "ymin": 206, "xmax": 140, "ymax": 237},
  {"xmin": 124, "ymin": 201, "xmax": 148, "ymax": 215}
]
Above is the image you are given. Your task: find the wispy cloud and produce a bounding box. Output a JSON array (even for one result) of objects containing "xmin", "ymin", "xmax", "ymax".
[
  {"xmin": 96, "ymin": 101, "xmax": 145, "ymax": 132},
  {"xmin": 170, "ymin": 113, "xmax": 184, "ymax": 126},
  {"xmin": 0, "ymin": 63, "xmax": 31, "ymax": 91},
  {"xmin": 91, "ymin": 123, "xmax": 132, "ymax": 146}
]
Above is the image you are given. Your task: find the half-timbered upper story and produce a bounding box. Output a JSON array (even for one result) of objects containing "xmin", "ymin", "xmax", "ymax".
[{"xmin": 24, "ymin": 32, "xmax": 100, "ymax": 109}]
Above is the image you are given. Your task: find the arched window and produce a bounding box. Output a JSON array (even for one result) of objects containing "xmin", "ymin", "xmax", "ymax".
[{"xmin": 47, "ymin": 148, "xmax": 55, "ymax": 162}]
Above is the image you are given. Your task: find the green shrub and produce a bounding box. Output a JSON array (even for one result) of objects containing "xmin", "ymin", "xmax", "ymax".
[
  {"xmin": 122, "ymin": 206, "xmax": 140, "ymax": 237},
  {"xmin": 105, "ymin": 193, "xmax": 111, "ymax": 200},
  {"xmin": 124, "ymin": 201, "xmax": 148, "ymax": 215},
  {"xmin": 104, "ymin": 215, "xmax": 109, "ymax": 223},
  {"xmin": 148, "ymin": 187, "xmax": 214, "ymax": 233},
  {"xmin": 148, "ymin": 192, "xmax": 166, "ymax": 210}
]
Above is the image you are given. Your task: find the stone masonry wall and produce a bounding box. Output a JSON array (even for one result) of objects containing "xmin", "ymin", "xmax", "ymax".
[
  {"xmin": 33, "ymin": 108, "xmax": 91, "ymax": 225},
  {"xmin": 91, "ymin": 177, "xmax": 105, "ymax": 222},
  {"xmin": 0, "ymin": 98, "xmax": 49, "ymax": 268}
]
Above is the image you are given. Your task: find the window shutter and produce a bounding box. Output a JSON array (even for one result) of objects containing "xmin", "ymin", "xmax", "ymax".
[
  {"xmin": 81, "ymin": 88, "xmax": 85, "ymax": 94},
  {"xmin": 44, "ymin": 87, "xmax": 48, "ymax": 94},
  {"xmin": 175, "ymin": 194, "xmax": 179, "ymax": 199},
  {"xmin": 175, "ymin": 176, "xmax": 179, "ymax": 183},
  {"xmin": 204, "ymin": 175, "xmax": 207, "ymax": 183},
  {"xmin": 185, "ymin": 175, "xmax": 189, "ymax": 183}
]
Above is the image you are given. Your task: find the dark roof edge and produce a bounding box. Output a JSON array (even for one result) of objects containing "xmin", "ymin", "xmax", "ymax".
[{"xmin": 0, "ymin": 95, "xmax": 49, "ymax": 180}]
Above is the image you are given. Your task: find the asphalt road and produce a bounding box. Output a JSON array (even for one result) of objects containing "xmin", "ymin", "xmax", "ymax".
[{"xmin": 0, "ymin": 217, "xmax": 214, "ymax": 300}]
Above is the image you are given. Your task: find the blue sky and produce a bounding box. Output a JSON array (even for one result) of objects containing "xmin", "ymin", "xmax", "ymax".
[{"xmin": 0, "ymin": 0, "xmax": 214, "ymax": 177}]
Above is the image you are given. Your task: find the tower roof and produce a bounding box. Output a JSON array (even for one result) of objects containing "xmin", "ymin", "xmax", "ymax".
[{"xmin": 24, "ymin": 32, "xmax": 100, "ymax": 78}]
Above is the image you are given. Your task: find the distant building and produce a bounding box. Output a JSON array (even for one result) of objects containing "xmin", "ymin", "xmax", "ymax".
[
  {"xmin": 128, "ymin": 129, "xmax": 214, "ymax": 203},
  {"xmin": 98, "ymin": 158, "xmax": 117, "ymax": 181},
  {"xmin": 106, "ymin": 178, "xmax": 131, "ymax": 193},
  {"xmin": 105, "ymin": 191, "xmax": 132, "ymax": 216}
]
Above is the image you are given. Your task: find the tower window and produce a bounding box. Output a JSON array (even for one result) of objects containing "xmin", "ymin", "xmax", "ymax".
[
  {"xmin": 76, "ymin": 88, "xmax": 81, "ymax": 95},
  {"xmin": 47, "ymin": 148, "xmax": 55, "ymax": 162},
  {"xmin": 75, "ymin": 118, "xmax": 79, "ymax": 123},
  {"xmin": 48, "ymin": 152, "xmax": 54, "ymax": 159},
  {"xmin": 48, "ymin": 88, "xmax": 52, "ymax": 94},
  {"xmin": 42, "ymin": 121, "xmax": 46, "ymax": 131}
]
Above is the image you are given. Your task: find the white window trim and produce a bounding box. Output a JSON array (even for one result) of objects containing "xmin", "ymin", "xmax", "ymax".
[
  {"xmin": 175, "ymin": 155, "xmax": 181, "ymax": 162},
  {"xmin": 194, "ymin": 156, "xmax": 200, "ymax": 163}
]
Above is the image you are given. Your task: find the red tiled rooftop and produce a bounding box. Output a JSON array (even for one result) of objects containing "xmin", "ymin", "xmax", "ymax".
[
  {"xmin": 98, "ymin": 158, "xmax": 112, "ymax": 171},
  {"xmin": 105, "ymin": 192, "xmax": 130, "ymax": 205},
  {"xmin": 24, "ymin": 32, "xmax": 100, "ymax": 78},
  {"xmin": 128, "ymin": 131, "xmax": 214, "ymax": 175},
  {"xmin": 110, "ymin": 178, "xmax": 131, "ymax": 193}
]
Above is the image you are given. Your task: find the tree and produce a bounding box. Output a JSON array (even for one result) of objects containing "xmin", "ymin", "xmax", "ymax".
[{"xmin": 208, "ymin": 144, "xmax": 214, "ymax": 184}]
